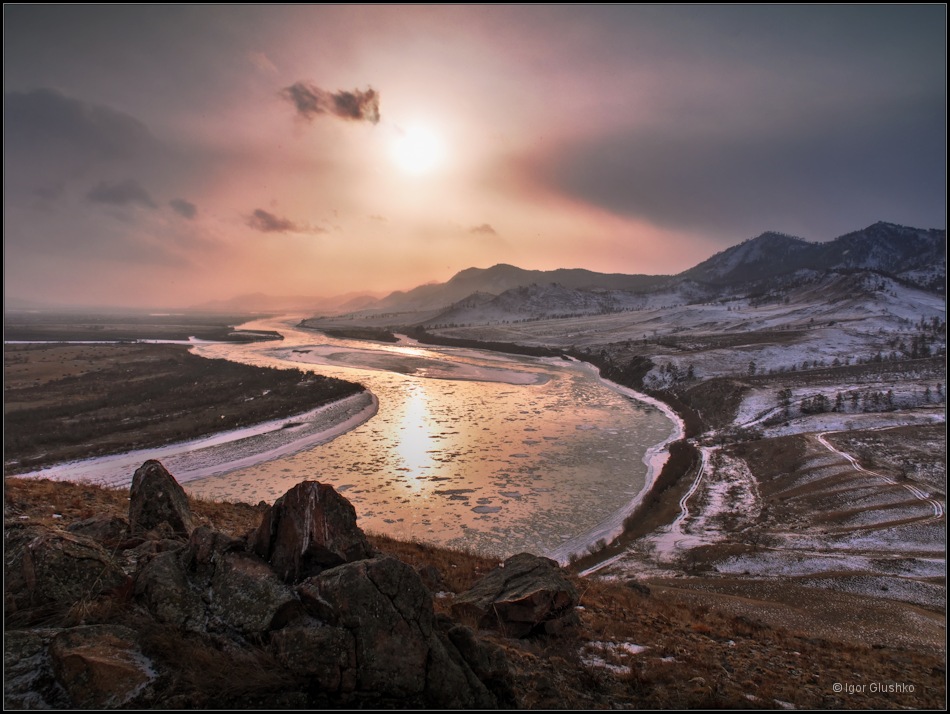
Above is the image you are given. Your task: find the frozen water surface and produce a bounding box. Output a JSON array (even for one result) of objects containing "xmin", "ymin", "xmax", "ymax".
[
  {"xmin": 187, "ymin": 319, "xmax": 678, "ymax": 559},
  {"xmin": 30, "ymin": 317, "xmax": 677, "ymax": 561}
]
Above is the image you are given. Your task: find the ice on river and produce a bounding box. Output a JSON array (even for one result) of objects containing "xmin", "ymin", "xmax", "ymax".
[{"xmin": 23, "ymin": 318, "xmax": 678, "ymax": 563}]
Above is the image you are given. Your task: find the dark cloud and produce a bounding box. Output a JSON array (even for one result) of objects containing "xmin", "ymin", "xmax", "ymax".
[
  {"xmin": 246, "ymin": 209, "xmax": 330, "ymax": 235},
  {"xmin": 281, "ymin": 82, "xmax": 380, "ymax": 124},
  {"xmin": 4, "ymin": 89, "xmax": 154, "ymax": 176},
  {"xmin": 247, "ymin": 209, "xmax": 297, "ymax": 233},
  {"xmin": 470, "ymin": 223, "xmax": 497, "ymax": 235},
  {"xmin": 169, "ymin": 198, "xmax": 198, "ymax": 219},
  {"xmin": 533, "ymin": 92, "xmax": 946, "ymax": 240},
  {"xmin": 87, "ymin": 178, "xmax": 157, "ymax": 208}
]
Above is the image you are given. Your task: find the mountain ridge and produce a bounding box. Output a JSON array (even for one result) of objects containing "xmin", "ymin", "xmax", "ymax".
[{"xmin": 328, "ymin": 222, "xmax": 944, "ymax": 324}]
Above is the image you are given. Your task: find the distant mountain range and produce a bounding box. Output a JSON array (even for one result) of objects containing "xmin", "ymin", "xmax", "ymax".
[{"xmin": 312, "ymin": 222, "xmax": 944, "ymax": 328}]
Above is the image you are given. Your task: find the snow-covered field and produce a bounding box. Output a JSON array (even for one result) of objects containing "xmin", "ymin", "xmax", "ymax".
[{"xmin": 429, "ymin": 271, "xmax": 946, "ymax": 613}]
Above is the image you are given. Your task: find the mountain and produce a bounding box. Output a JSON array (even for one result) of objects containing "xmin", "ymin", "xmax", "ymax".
[
  {"xmin": 426, "ymin": 283, "xmax": 652, "ymax": 327},
  {"xmin": 310, "ymin": 222, "xmax": 944, "ymax": 328},
  {"xmin": 680, "ymin": 222, "xmax": 945, "ymax": 290},
  {"xmin": 369, "ymin": 264, "xmax": 668, "ymax": 313}
]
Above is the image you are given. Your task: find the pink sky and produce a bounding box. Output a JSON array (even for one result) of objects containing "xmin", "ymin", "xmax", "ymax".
[{"xmin": 4, "ymin": 5, "xmax": 945, "ymax": 309}]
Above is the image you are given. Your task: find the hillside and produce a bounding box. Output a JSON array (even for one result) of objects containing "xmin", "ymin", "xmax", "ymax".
[
  {"xmin": 5, "ymin": 476, "xmax": 945, "ymax": 710},
  {"xmin": 681, "ymin": 222, "xmax": 945, "ymax": 290}
]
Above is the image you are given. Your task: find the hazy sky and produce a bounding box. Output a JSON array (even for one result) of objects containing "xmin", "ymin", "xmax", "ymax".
[{"xmin": 4, "ymin": 5, "xmax": 946, "ymax": 308}]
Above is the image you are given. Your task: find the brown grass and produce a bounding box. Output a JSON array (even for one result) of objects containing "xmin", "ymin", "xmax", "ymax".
[
  {"xmin": 4, "ymin": 343, "xmax": 361, "ymax": 473},
  {"xmin": 5, "ymin": 478, "xmax": 946, "ymax": 709}
]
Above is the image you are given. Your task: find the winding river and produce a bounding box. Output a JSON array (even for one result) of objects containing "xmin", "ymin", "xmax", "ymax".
[{"xmin": 27, "ymin": 317, "xmax": 679, "ymax": 561}]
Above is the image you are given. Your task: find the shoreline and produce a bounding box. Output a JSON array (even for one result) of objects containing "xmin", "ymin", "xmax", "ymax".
[
  {"xmin": 545, "ymin": 359, "xmax": 687, "ymax": 565},
  {"xmin": 9, "ymin": 329, "xmax": 693, "ymax": 568},
  {"xmin": 14, "ymin": 391, "xmax": 379, "ymax": 491}
]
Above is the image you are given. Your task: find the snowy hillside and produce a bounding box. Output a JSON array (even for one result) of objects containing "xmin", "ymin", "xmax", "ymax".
[{"xmin": 682, "ymin": 222, "xmax": 945, "ymax": 290}]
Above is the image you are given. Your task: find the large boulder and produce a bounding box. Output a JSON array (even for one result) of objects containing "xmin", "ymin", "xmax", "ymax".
[
  {"xmin": 134, "ymin": 526, "xmax": 300, "ymax": 636},
  {"xmin": 49, "ymin": 625, "xmax": 157, "ymax": 708},
  {"xmin": 3, "ymin": 628, "xmax": 71, "ymax": 709},
  {"xmin": 269, "ymin": 618, "xmax": 356, "ymax": 693},
  {"xmin": 249, "ymin": 481, "xmax": 372, "ymax": 583},
  {"xmin": 297, "ymin": 555, "xmax": 504, "ymax": 707},
  {"xmin": 4, "ymin": 525, "xmax": 129, "ymax": 613},
  {"xmin": 452, "ymin": 552, "xmax": 579, "ymax": 637},
  {"xmin": 128, "ymin": 460, "xmax": 194, "ymax": 538}
]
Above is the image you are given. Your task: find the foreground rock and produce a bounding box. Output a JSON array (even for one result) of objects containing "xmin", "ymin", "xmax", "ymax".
[
  {"xmin": 5, "ymin": 464, "xmax": 513, "ymax": 709},
  {"xmin": 135, "ymin": 526, "xmax": 300, "ymax": 636},
  {"xmin": 298, "ymin": 555, "xmax": 513, "ymax": 707},
  {"xmin": 128, "ymin": 460, "xmax": 194, "ymax": 538},
  {"xmin": 49, "ymin": 625, "xmax": 157, "ymax": 708},
  {"xmin": 249, "ymin": 480, "xmax": 373, "ymax": 583},
  {"xmin": 452, "ymin": 552, "xmax": 579, "ymax": 637},
  {"xmin": 4, "ymin": 526, "xmax": 130, "ymax": 614}
]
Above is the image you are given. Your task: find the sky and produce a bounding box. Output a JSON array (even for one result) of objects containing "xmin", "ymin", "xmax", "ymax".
[{"xmin": 4, "ymin": 5, "xmax": 946, "ymax": 309}]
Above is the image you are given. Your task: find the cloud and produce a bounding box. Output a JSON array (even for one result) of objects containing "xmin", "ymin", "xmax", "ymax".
[
  {"xmin": 245, "ymin": 208, "xmax": 328, "ymax": 236},
  {"xmin": 4, "ymin": 88, "xmax": 160, "ymax": 202},
  {"xmin": 87, "ymin": 178, "xmax": 156, "ymax": 208},
  {"xmin": 247, "ymin": 208, "xmax": 297, "ymax": 233},
  {"xmin": 530, "ymin": 91, "xmax": 946, "ymax": 240},
  {"xmin": 281, "ymin": 82, "xmax": 380, "ymax": 124},
  {"xmin": 469, "ymin": 223, "xmax": 497, "ymax": 235},
  {"xmin": 169, "ymin": 198, "xmax": 198, "ymax": 219},
  {"xmin": 248, "ymin": 50, "xmax": 278, "ymax": 74}
]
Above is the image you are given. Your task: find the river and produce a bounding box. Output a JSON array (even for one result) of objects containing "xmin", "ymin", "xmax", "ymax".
[{"xmin": 26, "ymin": 316, "xmax": 679, "ymax": 561}]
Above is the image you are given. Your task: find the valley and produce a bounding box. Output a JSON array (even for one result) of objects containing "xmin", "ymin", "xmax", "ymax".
[
  {"xmin": 299, "ymin": 222, "xmax": 946, "ymax": 653},
  {"xmin": 5, "ymin": 221, "xmax": 946, "ymax": 693}
]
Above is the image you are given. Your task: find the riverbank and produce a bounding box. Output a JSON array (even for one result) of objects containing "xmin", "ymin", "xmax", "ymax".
[
  {"xmin": 4, "ymin": 342, "xmax": 364, "ymax": 474},
  {"xmin": 14, "ymin": 391, "xmax": 378, "ymax": 490},
  {"xmin": 8, "ymin": 327, "xmax": 679, "ymax": 565}
]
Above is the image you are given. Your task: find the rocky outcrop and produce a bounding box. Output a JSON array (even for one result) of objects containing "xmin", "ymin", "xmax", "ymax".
[
  {"xmin": 128, "ymin": 460, "xmax": 194, "ymax": 538},
  {"xmin": 135, "ymin": 526, "xmax": 300, "ymax": 636},
  {"xmin": 296, "ymin": 555, "xmax": 491, "ymax": 707},
  {"xmin": 452, "ymin": 552, "xmax": 579, "ymax": 637},
  {"xmin": 49, "ymin": 625, "xmax": 157, "ymax": 708},
  {"xmin": 249, "ymin": 480, "xmax": 373, "ymax": 583},
  {"xmin": 66, "ymin": 515, "xmax": 130, "ymax": 549},
  {"xmin": 4, "ymin": 526, "xmax": 130, "ymax": 613},
  {"xmin": 4, "ymin": 464, "xmax": 515, "ymax": 709}
]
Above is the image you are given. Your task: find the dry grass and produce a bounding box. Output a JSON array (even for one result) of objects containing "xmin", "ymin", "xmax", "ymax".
[
  {"xmin": 367, "ymin": 531, "xmax": 501, "ymax": 594},
  {"xmin": 4, "ymin": 477, "xmax": 946, "ymax": 709},
  {"xmin": 4, "ymin": 343, "xmax": 361, "ymax": 473}
]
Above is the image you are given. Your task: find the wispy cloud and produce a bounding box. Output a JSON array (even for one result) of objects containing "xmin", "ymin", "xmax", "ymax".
[
  {"xmin": 246, "ymin": 208, "xmax": 297, "ymax": 233},
  {"xmin": 246, "ymin": 208, "xmax": 328, "ymax": 235},
  {"xmin": 169, "ymin": 198, "xmax": 198, "ymax": 219},
  {"xmin": 248, "ymin": 50, "xmax": 278, "ymax": 74},
  {"xmin": 470, "ymin": 223, "xmax": 497, "ymax": 235},
  {"xmin": 87, "ymin": 178, "xmax": 156, "ymax": 208}
]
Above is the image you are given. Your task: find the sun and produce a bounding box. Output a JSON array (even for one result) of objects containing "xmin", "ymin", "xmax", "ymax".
[{"xmin": 391, "ymin": 124, "xmax": 445, "ymax": 176}]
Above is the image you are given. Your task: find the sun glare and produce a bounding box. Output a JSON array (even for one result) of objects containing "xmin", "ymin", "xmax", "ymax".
[{"xmin": 391, "ymin": 124, "xmax": 445, "ymax": 176}]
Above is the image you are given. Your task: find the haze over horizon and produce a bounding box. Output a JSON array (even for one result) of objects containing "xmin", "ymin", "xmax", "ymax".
[{"xmin": 4, "ymin": 5, "xmax": 946, "ymax": 310}]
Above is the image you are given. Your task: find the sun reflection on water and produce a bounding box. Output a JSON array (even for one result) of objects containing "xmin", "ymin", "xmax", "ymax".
[{"xmin": 394, "ymin": 384, "xmax": 437, "ymax": 490}]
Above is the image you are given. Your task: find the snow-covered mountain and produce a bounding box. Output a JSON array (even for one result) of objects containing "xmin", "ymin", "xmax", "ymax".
[
  {"xmin": 681, "ymin": 222, "xmax": 945, "ymax": 290},
  {"xmin": 313, "ymin": 222, "xmax": 944, "ymax": 328}
]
